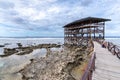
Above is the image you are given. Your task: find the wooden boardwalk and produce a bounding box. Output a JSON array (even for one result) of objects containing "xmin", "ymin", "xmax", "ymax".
[{"xmin": 92, "ymin": 42, "xmax": 120, "ymax": 80}]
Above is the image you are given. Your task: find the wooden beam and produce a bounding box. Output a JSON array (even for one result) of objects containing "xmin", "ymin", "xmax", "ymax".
[
  {"xmin": 94, "ymin": 27, "xmax": 95, "ymax": 39},
  {"xmin": 103, "ymin": 22, "xmax": 105, "ymax": 39}
]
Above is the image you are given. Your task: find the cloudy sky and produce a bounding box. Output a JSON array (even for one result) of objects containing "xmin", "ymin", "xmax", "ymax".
[{"xmin": 0, "ymin": 0, "xmax": 120, "ymax": 37}]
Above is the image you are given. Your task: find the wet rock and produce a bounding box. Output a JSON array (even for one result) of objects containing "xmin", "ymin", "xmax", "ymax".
[
  {"xmin": 0, "ymin": 54, "xmax": 10, "ymax": 57},
  {"xmin": 3, "ymin": 48, "xmax": 19, "ymax": 56},
  {"xmin": 4, "ymin": 43, "xmax": 11, "ymax": 46},
  {"xmin": 0, "ymin": 45, "xmax": 5, "ymax": 47},
  {"xmin": 17, "ymin": 43, "xmax": 23, "ymax": 48},
  {"xmin": 16, "ymin": 48, "xmax": 33, "ymax": 55},
  {"xmin": 20, "ymin": 46, "xmax": 89, "ymax": 80},
  {"xmin": 0, "ymin": 43, "xmax": 61, "ymax": 57}
]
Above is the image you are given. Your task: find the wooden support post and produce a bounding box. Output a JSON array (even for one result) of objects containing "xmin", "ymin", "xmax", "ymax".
[
  {"xmin": 64, "ymin": 28, "xmax": 65, "ymax": 44},
  {"xmin": 94, "ymin": 27, "xmax": 95, "ymax": 39},
  {"xmin": 103, "ymin": 22, "xmax": 105, "ymax": 39}
]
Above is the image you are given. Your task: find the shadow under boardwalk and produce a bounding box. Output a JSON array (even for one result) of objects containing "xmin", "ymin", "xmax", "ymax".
[{"xmin": 92, "ymin": 41, "xmax": 120, "ymax": 80}]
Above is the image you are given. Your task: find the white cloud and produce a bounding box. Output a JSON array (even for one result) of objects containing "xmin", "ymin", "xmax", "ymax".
[
  {"xmin": 0, "ymin": 0, "xmax": 120, "ymax": 36},
  {"xmin": 48, "ymin": 6, "xmax": 61, "ymax": 13},
  {"xmin": 15, "ymin": 7, "xmax": 37, "ymax": 17},
  {"xmin": 32, "ymin": 11, "xmax": 46, "ymax": 21}
]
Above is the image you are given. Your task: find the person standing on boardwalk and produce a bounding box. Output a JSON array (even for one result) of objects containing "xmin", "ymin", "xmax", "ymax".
[{"xmin": 102, "ymin": 40, "xmax": 107, "ymax": 48}]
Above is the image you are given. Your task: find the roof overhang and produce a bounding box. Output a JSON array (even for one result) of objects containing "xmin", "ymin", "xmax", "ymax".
[{"xmin": 64, "ymin": 17, "xmax": 111, "ymax": 28}]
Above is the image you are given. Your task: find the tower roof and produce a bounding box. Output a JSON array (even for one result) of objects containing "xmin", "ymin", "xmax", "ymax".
[{"xmin": 64, "ymin": 17, "xmax": 111, "ymax": 28}]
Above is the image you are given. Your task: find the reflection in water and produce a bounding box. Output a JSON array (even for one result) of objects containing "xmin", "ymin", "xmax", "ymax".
[
  {"xmin": 0, "ymin": 38, "xmax": 64, "ymax": 80},
  {"xmin": 0, "ymin": 73, "xmax": 22, "ymax": 80},
  {"xmin": 0, "ymin": 49, "xmax": 46, "ymax": 80},
  {"xmin": 0, "ymin": 48, "xmax": 4, "ymax": 55}
]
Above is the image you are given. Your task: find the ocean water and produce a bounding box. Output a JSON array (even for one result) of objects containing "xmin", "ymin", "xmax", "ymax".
[
  {"xmin": 106, "ymin": 38, "xmax": 120, "ymax": 46},
  {"xmin": 0, "ymin": 38, "xmax": 64, "ymax": 54}
]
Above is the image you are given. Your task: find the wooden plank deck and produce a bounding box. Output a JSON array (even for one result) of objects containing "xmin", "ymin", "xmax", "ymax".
[{"xmin": 92, "ymin": 41, "xmax": 120, "ymax": 80}]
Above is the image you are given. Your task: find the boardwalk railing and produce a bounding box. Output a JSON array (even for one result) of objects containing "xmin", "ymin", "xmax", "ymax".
[
  {"xmin": 96, "ymin": 39, "xmax": 120, "ymax": 59},
  {"xmin": 107, "ymin": 42, "xmax": 120, "ymax": 59},
  {"xmin": 81, "ymin": 52, "xmax": 96, "ymax": 80}
]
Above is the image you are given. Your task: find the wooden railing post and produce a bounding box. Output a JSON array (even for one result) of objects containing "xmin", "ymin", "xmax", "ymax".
[
  {"xmin": 106, "ymin": 41, "xmax": 120, "ymax": 59},
  {"xmin": 93, "ymin": 53, "xmax": 96, "ymax": 71},
  {"xmin": 81, "ymin": 52, "xmax": 96, "ymax": 80},
  {"xmin": 89, "ymin": 70, "xmax": 92, "ymax": 80}
]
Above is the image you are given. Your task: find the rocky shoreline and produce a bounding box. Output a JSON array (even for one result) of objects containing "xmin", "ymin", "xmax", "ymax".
[
  {"xmin": 0, "ymin": 43, "xmax": 61, "ymax": 57},
  {"xmin": 0, "ymin": 43, "xmax": 92, "ymax": 80},
  {"xmin": 19, "ymin": 45, "xmax": 91, "ymax": 80}
]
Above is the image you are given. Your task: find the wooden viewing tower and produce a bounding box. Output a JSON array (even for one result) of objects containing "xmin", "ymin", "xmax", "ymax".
[
  {"xmin": 63, "ymin": 17, "xmax": 111, "ymax": 46},
  {"xmin": 63, "ymin": 17, "xmax": 120, "ymax": 80}
]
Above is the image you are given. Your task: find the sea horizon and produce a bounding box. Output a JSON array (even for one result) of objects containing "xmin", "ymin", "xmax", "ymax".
[{"xmin": 0, "ymin": 36, "xmax": 120, "ymax": 38}]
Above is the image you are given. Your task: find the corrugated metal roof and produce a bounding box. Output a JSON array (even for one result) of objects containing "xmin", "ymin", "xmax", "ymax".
[{"xmin": 64, "ymin": 17, "xmax": 111, "ymax": 28}]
